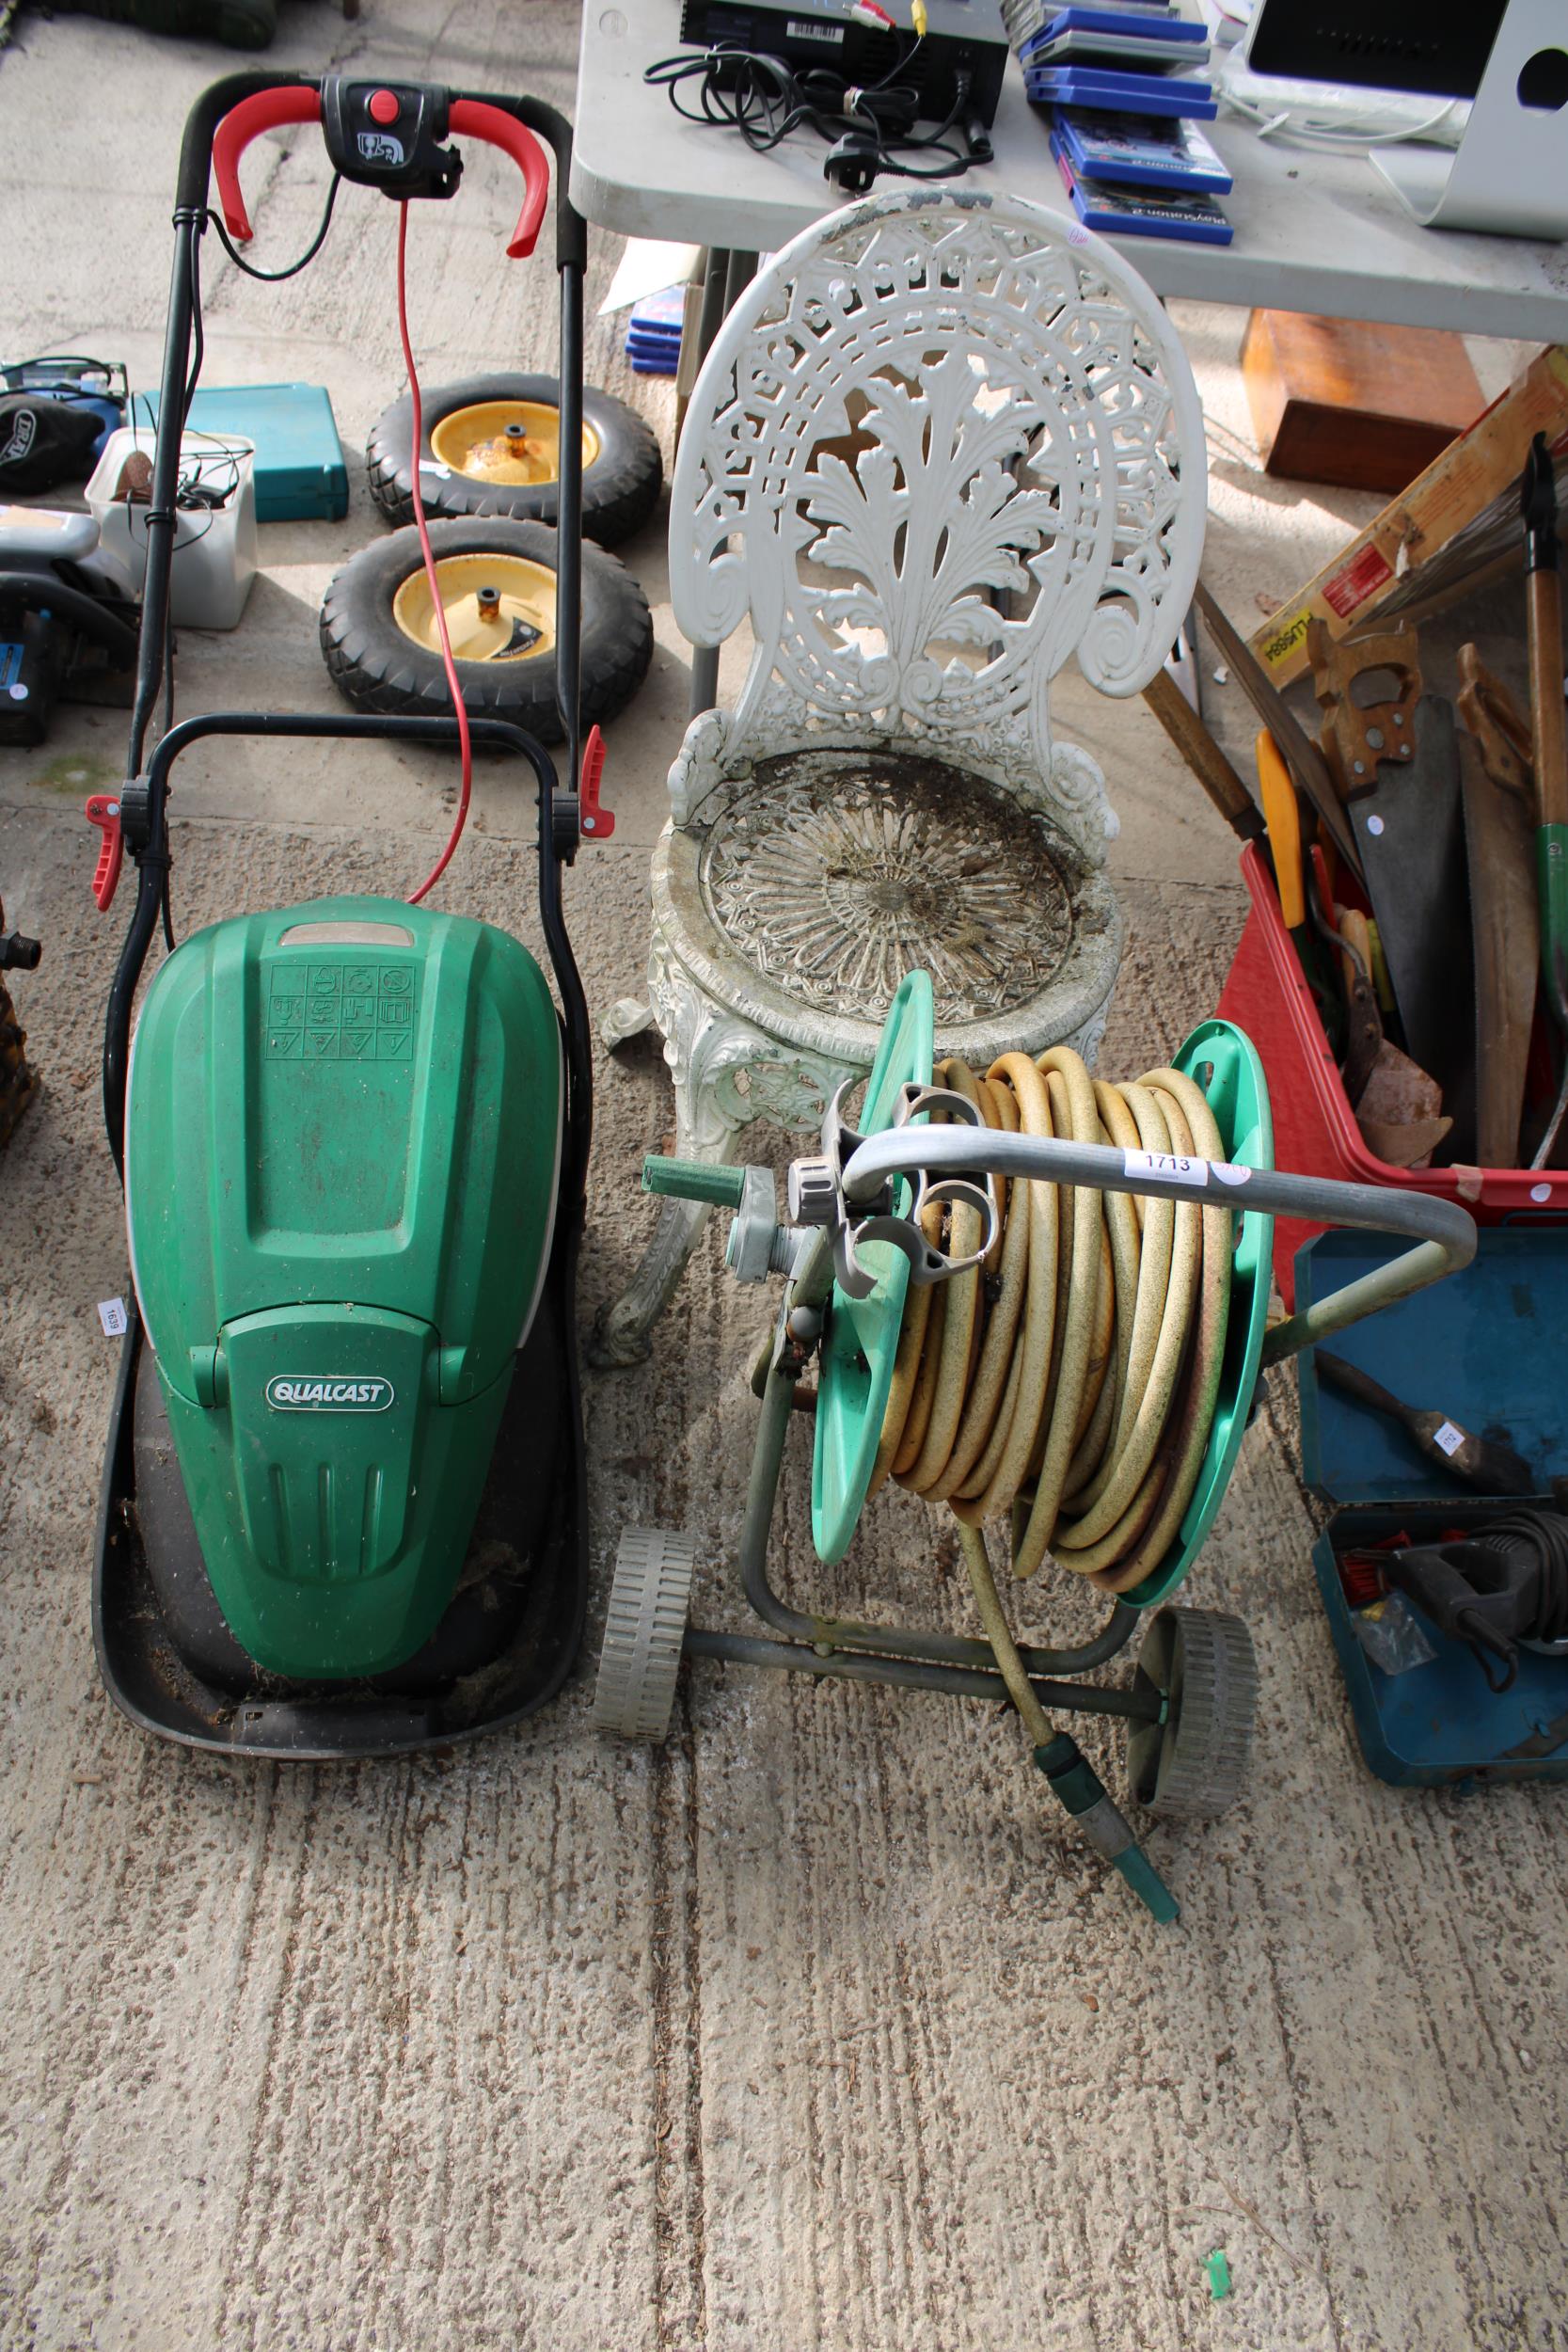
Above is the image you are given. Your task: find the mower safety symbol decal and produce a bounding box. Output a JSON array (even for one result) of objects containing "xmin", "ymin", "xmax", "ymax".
[
  {"xmin": 266, "ymin": 1376, "xmax": 395, "ymax": 1412},
  {"xmin": 264, "ymin": 960, "xmax": 419, "ymax": 1064}
]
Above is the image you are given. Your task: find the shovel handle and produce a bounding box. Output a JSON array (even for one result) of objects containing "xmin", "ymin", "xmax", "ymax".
[
  {"xmin": 1141, "ymin": 668, "xmax": 1264, "ymax": 844},
  {"xmin": 1537, "ymin": 826, "xmax": 1568, "ymax": 1034},
  {"xmin": 1528, "ymin": 563, "xmax": 1568, "ymax": 1032}
]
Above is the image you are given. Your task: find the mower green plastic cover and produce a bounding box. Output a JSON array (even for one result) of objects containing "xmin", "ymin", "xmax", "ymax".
[
  {"xmin": 812, "ymin": 996, "xmax": 1274, "ymax": 1606},
  {"xmin": 124, "ymin": 894, "xmax": 562, "ymax": 1679}
]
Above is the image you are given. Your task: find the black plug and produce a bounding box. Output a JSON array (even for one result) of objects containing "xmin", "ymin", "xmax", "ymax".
[
  {"xmin": 824, "ymin": 131, "xmax": 881, "ymax": 193},
  {"xmin": 943, "ymin": 62, "xmax": 989, "ymax": 164}
]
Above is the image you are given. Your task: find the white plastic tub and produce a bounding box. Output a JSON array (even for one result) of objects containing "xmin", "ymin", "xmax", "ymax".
[{"xmin": 86, "ymin": 427, "xmax": 258, "ymax": 629}]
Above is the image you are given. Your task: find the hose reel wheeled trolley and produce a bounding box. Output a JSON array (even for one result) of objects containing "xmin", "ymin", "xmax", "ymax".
[{"xmin": 594, "ymin": 974, "xmax": 1476, "ymax": 1920}]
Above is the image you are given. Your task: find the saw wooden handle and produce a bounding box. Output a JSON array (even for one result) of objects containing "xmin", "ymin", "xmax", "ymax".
[
  {"xmin": 1457, "ymin": 643, "xmax": 1534, "ymax": 803},
  {"xmin": 1308, "ymin": 615, "xmax": 1422, "ymax": 801}
]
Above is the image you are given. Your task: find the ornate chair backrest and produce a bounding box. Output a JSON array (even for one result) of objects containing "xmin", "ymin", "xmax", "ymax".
[{"xmin": 670, "ymin": 189, "xmax": 1207, "ymax": 833}]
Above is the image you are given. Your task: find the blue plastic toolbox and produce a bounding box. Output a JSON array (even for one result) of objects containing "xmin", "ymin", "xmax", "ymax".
[
  {"xmin": 1297, "ymin": 1227, "xmax": 1568, "ymax": 1785},
  {"xmin": 128, "ymin": 381, "xmax": 347, "ymax": 520}
]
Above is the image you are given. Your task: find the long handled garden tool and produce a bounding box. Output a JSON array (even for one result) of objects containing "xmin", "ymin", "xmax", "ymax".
[{"xmin": 1523, "ymin": 434, "xmax": 1568, "ymax": 1166}]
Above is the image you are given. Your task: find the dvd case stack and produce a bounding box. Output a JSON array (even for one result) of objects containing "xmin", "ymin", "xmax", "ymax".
[
  {"xmin": 625, "ymin": 287, "xmax": 685, "ymax": 377},
  {"xmin": 1002, "ymin": 2, "xmax": 1236, "ymax": 244}
]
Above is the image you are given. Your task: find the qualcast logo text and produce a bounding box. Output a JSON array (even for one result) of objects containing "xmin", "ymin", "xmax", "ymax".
[{"xmin": 265, "ymin": 1375, "xmax": 395, "ymax": 1412}]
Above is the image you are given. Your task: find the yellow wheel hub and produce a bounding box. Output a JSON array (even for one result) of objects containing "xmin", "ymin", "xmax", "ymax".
[
  {"xmin": 392, "ymin": 552, "xmax": 557, "ymax": 663},
  {"xmin": 429, "ymin": 399, "xmax": 599, "ymax": 487}
]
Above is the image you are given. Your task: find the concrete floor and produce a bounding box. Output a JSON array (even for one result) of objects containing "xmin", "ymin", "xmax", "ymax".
[{"xmin": 2, "ymin": 7, "xmax": 1565, "ymax": 2348}]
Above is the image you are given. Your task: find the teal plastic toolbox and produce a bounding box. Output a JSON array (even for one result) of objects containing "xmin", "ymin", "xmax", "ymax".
[
  {"xmin": 129, "ymin": 382, "xmax": 347, "ymax": 520},
  {"xmin": 1298, "ymin": 1226, "xmax": 1568, "ymax": 1786}
]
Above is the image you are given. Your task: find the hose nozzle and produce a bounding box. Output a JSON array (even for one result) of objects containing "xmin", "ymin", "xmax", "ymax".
[{"xmin": 1034, "ymin": 1734, "xmax": 1180, "ymax": 1925}]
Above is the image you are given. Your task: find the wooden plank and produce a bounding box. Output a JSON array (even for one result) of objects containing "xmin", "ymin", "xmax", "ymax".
[
  {"xmin": 1243, "ymin": 309, "xmax": 1484, "ymax": 493},
  {"xmin": 1245, "ymin": 343, "xmax": 1568, "ymax": 689}
]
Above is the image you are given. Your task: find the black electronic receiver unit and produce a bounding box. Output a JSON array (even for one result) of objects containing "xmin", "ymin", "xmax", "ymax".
[{"xmin": 677, "ymin": 0, "xmax": 1010, "ymax": 127}]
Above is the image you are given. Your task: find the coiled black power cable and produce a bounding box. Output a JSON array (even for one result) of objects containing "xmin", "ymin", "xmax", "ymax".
[{"xmin": 644, "ymin": 42, "xmax": 986, "ymax": 187}]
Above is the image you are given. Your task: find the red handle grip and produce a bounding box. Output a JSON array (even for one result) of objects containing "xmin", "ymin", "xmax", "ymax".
[
  {"xmin": 449, "ymin": 99, "xmax": 550, "ymax": 260},
  {"xmin": 578, "ymin": 724, "xmax": 614, "ymax": 841},
  {"xmin": 86, "ymin": 794, "xmax": 123, "ymax": 913},
  {"xmin": 213, "ymin": 87, "xmax": 324, "ymax": 243}
]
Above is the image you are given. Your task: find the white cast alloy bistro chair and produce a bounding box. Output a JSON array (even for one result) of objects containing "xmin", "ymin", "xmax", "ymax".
[{"xmin": 594, "ymin": 187, "xmax": 1206, "ymax": 1366}]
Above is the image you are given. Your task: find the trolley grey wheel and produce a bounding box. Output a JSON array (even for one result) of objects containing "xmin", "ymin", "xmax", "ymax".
[
  {"xmin": 593, "ymin": 1527, "xmax": 698, "ymax": 1740},
  {"xmin": 1126, "ymin": 1606, "xmax": 1258, "ymax": 1821}
]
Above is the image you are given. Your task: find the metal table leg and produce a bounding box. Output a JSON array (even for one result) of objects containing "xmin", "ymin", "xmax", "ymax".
[{"xmin": 686, "ymin": 247, "xmax": 757, "ymax": 724}]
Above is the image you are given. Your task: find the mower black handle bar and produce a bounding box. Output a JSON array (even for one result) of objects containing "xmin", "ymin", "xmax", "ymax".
[
  {"xmin": 129, "ymin": 76, "xmax": 587, "ymax": 803},
  {"xmin": 175, "ymin": 72, "xmax": 585, "ymax": 272},
  {"xmin": 101, "ymin": 712, "xmax": 594, "ymax": 1210},
  {"xmin": 141, "ymin": 707, "xmax": 558, "ymax": 789},
  {"xmin": 111, "ymin": 84, "xmax": 594, "ymax": 1182}
]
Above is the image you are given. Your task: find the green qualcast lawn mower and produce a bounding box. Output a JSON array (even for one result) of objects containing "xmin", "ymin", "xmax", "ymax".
[{"xmin": 91, "ymin": 72, "xmax": 610, "ymax": 1756}]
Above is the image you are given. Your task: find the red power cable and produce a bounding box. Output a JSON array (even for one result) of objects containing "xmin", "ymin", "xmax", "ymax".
[{"xmin": 396, "ymin": 199, "xmax": 473, "ymax": 906}]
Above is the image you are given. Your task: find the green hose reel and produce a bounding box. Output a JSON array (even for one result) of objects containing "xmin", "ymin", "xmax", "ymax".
[{"xmin": 812, "ymin": 993, "xmax": 1275, "ymax": 1604}]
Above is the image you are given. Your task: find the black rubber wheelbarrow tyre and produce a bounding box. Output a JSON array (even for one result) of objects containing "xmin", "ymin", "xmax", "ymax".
[
  {"xmin": 319, "ymin": 516, "xmax": 654, "ymax": 745},
  {"xmin": 366, "ymin": 372, "xmax": 664, "ymax": 547}
]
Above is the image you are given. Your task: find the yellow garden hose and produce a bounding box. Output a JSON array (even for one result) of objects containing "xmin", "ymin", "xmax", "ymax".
[{"xmin": 869, "ymin": 1044, "xmax": 1234, "ymax": 1597}]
